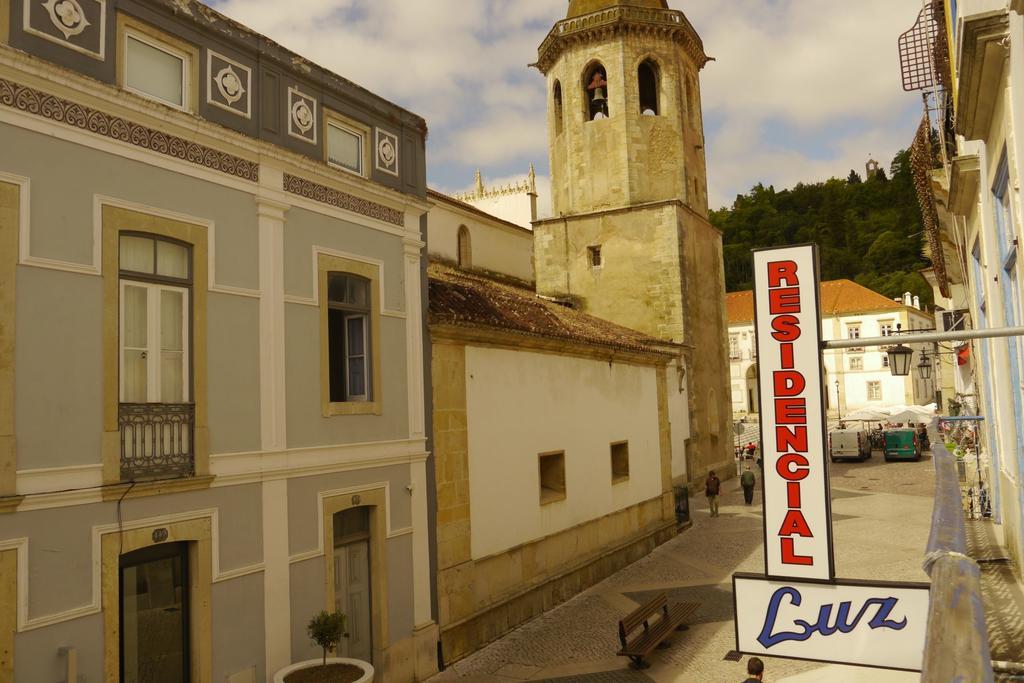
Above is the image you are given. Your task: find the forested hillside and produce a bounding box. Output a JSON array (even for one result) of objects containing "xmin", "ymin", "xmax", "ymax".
[{"xmin": 711, "ymin": 150, "xmax": 933, "ymax": 306}]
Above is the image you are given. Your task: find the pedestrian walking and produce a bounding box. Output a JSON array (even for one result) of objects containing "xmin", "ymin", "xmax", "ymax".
[
  {"xmin": 741, "ymin": 464, "xmax": 756, "ymax": 505},
  {"xmin": 742, "ymin": 656, "xmax": 764, "ymax": 682},
  {"xmin": 705, "ymin": 469, "xmax": 721, "ymax": 518}
]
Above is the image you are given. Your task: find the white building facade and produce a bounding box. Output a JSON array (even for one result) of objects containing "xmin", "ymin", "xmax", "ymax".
[
  {"xmin": 917, "ymin": 0, "xmax": 1024, "ymax": 579},
  {"xmin": 728, "ymin": 281, "xmax": 937, "ymax": 418}
]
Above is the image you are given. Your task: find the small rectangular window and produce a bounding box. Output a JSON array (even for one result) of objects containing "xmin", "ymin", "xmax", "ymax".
[
  {"xmin": 849, "ymin": 356, "xmax": 863, "ymax": 371},
  {"xmin": 124, "ymin": 33, "xmax": 188, "ymax": 109},
  {"xmin": 588, "ymin": 245, "xmax": 602, "ymax": 268},
  {"xmin": 867, "ymin": 381, "xmax": 882, "ymax": 401},
  {"xmin": 328, "ymin": 122, "xmax": 364, "ymax": 175},
  {"xmin": 539, "ymin": 451, "xmax": 566, "ymax": 504},
  {"xmin": 611, "ymin": 442, "xmax": 629, "ymax": 483}
]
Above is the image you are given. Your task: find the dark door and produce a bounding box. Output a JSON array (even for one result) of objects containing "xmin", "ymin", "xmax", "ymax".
[{"xmin": 120, "ymin": 542, "xmax": 190, "ymax": 683}]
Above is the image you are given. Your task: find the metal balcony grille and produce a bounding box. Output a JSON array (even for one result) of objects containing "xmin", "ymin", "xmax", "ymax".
[
  {"xmin": 119, "ymin": 403, "xmax": 195, "ymax": 480},
  {"xmin": 898, "ymin": 3, "xmax": 941, "ymax": 92}
]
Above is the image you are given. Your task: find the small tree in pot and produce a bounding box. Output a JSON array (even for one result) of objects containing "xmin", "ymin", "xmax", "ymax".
[{"xmin": 308, "ymin": 611, "xmax": 348, "ymax": 668}]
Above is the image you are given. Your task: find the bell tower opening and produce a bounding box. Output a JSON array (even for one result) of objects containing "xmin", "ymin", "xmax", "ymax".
[
  {"xmin": 584, "ymin": 63, "xmax": 608, "ymax": 121},
  {"xmin": 638, "ymin": 60, "xmax": 659, "ymax": 116}
]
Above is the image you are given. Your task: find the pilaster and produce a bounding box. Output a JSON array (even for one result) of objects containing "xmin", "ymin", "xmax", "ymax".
[{"xmin": 257, "ymin": 178, "xmax": 292, "ymax": 676}]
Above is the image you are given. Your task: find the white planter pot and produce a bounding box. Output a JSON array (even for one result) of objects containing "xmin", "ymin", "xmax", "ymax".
[{"xmin": 273, "ymin": 657, "xmax": 374, "ymax": 683}]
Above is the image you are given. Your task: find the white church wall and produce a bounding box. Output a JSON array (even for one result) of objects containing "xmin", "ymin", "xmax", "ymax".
[
  {"xmin": 428, "ymin": 198, "xmax": 535, "ymax": 283},
  {"xmin": 464, "ymin": 345, "xmax": 663, "ymax": 560},
  {"xmin": 463, "ymin": 193, "xmax": 536, "ymax": 230}
]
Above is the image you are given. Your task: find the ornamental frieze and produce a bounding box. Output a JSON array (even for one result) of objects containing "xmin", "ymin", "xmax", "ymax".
[
  {"xmin": 283, "ymin": 173, "xmax": 405, "ymax": 227},
  {"xmin": 0, "ymin": 77, "xmax": 260, "ymax": 182}
]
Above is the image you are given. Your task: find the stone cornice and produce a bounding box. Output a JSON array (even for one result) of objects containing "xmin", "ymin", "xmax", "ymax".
[
  {"xmin": 0, "ymin": 76, "xmax": 260, "ymax": 181},
  {"xmin": 956, "ymin": 9, "xmax": 1010, "ymax": 139},
  {"xmin": 949, "ymin": 154, "xmax": 981, "ymax": 217},
  {"xmin": 284, "ymin": 173, "xmax": 405, "ymax": 227},
  {"xmin": 430, "ymin": 323, "xmax": 685, "ymax": 365},
  {"xmin": 533, "ymin": 6, "xmax": 710, "ymax": 75},
  {"xmin": 0, "ymin": 44, "xmax": 431, "ymax": 217}
]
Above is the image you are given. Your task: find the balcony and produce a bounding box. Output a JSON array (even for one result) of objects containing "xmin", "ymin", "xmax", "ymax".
[{"xmin": 119, "ymin": 403, "xmax": 195, "ymax": 481}]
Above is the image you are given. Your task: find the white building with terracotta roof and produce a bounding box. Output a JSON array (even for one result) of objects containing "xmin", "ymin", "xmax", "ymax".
[{"xmin": 727, "ymin": 280, "xmax": 938, "ymax": 418}]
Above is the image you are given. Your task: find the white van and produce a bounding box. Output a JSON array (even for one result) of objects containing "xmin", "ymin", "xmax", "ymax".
[{"xmin": 829, "ymin": 427, "xmax": 872, "ymax": 462}]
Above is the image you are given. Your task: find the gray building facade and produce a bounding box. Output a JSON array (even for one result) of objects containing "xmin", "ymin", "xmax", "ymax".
[{"xmin": 0, "ymin": 0, "xmax": 436, "ymax": 680}]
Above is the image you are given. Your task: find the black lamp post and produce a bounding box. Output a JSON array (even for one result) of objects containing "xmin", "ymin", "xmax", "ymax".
[{"xmin": 887, "ymin": 344, "xmax": 914, "ymax": 376}]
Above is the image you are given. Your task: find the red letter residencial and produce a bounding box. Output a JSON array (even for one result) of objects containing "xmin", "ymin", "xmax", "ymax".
[{"xmin": 767, "ymin": 260, "xmax": 799, "ymax": 288}]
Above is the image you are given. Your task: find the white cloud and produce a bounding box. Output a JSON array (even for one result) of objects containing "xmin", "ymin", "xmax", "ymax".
[
  {"xmin": 207, "ymin": 0, "xmax": 925, "ymax": 209},
  {"xmin": 683, "ymin": 0, "xmax": 926, "ymax": 207}
]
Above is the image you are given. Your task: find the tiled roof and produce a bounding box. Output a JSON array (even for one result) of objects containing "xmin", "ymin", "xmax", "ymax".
[
  {"xmin": 428, "ymin": 263, "xmax": 679, "ymax": 357},
  {"xmin": 726, "ymin": 279, "xmax": 907, "ymax": 324}
]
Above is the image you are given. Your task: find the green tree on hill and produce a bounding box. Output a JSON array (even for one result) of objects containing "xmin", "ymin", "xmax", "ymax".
[{"xmin": 711, "ymin": 150, "xmax": 933, "ymax": 307}]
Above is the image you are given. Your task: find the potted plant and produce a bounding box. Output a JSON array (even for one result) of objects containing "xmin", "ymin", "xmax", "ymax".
[{"xmin": 273, "ymin": 611, "xmax": 374, "ymax": 683}]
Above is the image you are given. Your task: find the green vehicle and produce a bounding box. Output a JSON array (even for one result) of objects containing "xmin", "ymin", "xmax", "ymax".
[{"xmin": 884, "ymin": 429, "xmax": 922, "ymax": 462}]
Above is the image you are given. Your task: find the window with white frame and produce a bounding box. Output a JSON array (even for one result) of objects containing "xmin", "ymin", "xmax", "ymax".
[
  {"xmin": 327, "ymin": 121, "xmax": 364, "ymax": 175},
  {"xmin": 849, "ymin": 356, "xmax": 863, "ymax": 371},
  {"xmin": 879, "ymin": 321, "xmax": 894, "ymax": 337},
  {"xmin": 124, "ymin": 31, "xmax": 189, "ymax": 109},
  {"xmin": 328, "ymin": 273, "xmax": 372, "ymax": 402},
  {"xmin": 882, "ymin": 355, "xmax": 890, "ymax": 368},
  {"xmin": 729, "ymin": 335, "xmax": 740, "ymax": 360},
  {"xmin": 119, "ymin": 235, "xmax": 191, "ymax": 404},
  {"xmin": 867, "ymin": 381, "xmax": 882, "ymax": 401}
]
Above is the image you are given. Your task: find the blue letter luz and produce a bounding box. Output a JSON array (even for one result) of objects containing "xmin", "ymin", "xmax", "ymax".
[{"xmin": 757, "ymin": 586, "xmax": 908, "ymax": 648}]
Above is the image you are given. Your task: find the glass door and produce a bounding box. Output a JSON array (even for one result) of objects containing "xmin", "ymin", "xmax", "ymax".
[{"xmin": 120, "ymin": 542, "xmax": 189, "ymax": 683}]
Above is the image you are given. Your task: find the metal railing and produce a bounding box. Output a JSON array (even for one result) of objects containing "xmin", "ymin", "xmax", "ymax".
[
  {"xmin": 119, "ymin": 403, "xmax": 195, "ymax": 481},
  {"xmin": 920, "ymin": 432, "xmax": 994, "ymax": 682}
]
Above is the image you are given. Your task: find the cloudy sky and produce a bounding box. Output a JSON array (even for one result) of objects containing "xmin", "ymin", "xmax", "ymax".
[{"xmin": 209, "ymin": 0, "xmax": 926, "ymax": 213}]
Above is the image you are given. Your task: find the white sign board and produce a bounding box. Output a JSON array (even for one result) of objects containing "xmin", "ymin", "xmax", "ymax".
[
  {"xmin": 733, "ymin": 574, "xmax": 930, "ymax": 671},
  {"xmin": 752, "ymin": 245, "xmax": 834, "ymax": 580}
]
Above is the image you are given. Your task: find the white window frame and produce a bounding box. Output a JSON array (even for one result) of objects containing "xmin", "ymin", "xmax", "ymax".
[
  {"xmin": 123, "ymin": 28, "xmax": 191, "ymax": 111},
  {"xmin": 327, "ymin": 120, "xmax": 365, "ymax": 177},
  {"xmin": 879, "ymin": 320, "xmax": 895, "ymax": 337},
  {"xmin": 344, "ymin": 313, "xmax": 369, "ymax": 402},
  {"xmin": 119, "ymin": 280, "xmax": 190, "ymax": 403},
  {"xmin": 867, "ymin": 381, "xmax": 882, "ymax": 401},
  {"xmin": 849, "ymin": 356, "xmax": 863, "ymax": 371}
]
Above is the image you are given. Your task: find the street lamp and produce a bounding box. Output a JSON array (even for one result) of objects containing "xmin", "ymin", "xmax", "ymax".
[
  {"xmin": 917, "ymin": 353, "xmax": 933, "ymax": 380},
  {"xmin": 835, "ymin": 379, "xmax": 841, "ymax": 419},
  {"xmin": 887, "ymin": 343, "xmax": 914, "ymax": 376}
]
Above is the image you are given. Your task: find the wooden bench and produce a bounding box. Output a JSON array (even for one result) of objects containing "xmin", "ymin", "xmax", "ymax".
[{"xmin": 616, "ymin": 593, "xmax": 699, "ymax": 668}]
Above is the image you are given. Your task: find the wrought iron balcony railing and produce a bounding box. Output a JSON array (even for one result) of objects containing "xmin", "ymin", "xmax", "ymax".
[{"xmin": 119, "ymin": 403, "xmax": 195, "ymax": 481}]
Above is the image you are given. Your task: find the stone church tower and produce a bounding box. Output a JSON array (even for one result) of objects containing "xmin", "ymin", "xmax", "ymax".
[{"xmin": 532, "ymin": 0, "xmax": 733, "ymax": 483}]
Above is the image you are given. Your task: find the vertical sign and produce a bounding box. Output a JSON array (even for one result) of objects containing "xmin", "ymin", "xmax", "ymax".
[{"xmin": 753, "ymin": 245, "xmax": 834, "ymax": 581}]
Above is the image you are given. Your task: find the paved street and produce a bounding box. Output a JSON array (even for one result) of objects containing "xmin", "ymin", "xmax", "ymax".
[{"xmin": 431, "ymin": 454, "xmax": 935, "ymax": 683}]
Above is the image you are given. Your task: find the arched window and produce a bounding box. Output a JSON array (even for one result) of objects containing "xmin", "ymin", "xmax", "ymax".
[
  {"xmin": 638, "ymin": 60, "xmax": 659, "ymax": 115},
  {"xmin": 457, "ymin": 225, "xmax": 472, "ymax": 268},
  {"xmin": 553, "ymin": 81, "xmax": 564, "ymax": 135},
  {"xmin": 584, "ymin": 63, "xmax": 608, "ymax": 121}
]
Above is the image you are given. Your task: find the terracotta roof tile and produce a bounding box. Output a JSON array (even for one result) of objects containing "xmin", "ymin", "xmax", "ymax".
[
  {"xmin": 428, "ymin": 263, "xmax": 679, "ymax": 356},
  {"xmin": 726, "ymin": 280, "xmax": 907, "ymax": 324}
]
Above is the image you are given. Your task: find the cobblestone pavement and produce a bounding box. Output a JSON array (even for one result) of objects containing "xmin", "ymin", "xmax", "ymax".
[{"xmin": 431, "ymin": 454, "xmax": 934, "ymax": 683}]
